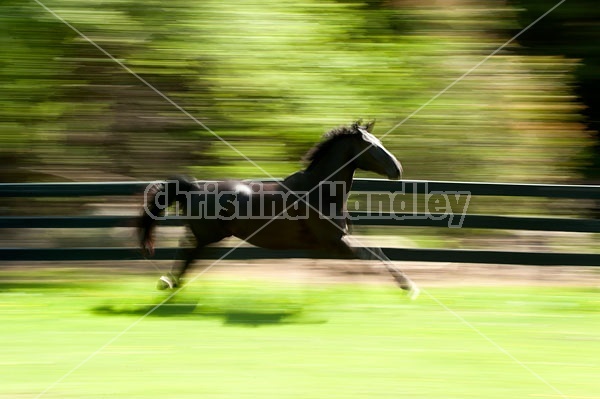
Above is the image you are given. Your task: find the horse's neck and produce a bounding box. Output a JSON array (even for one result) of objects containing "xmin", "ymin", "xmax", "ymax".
[
  {"xmin": 304, "ymin": 157, "xmax": 355, "ymax": 192},
  {"xmin": 280, "ymin": 159, "xmax": 354, "ymax": 220}
]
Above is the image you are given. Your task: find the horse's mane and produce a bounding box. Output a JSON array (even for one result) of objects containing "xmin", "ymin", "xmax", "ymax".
[{"xmin": 303, "ymin": 121, "xmax": 364, "ymax": 165}]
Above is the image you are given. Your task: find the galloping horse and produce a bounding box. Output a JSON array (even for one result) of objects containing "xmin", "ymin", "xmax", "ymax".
[{"xmin": 139, "ymin": 121, "xmax": 419, "ymax": 299}]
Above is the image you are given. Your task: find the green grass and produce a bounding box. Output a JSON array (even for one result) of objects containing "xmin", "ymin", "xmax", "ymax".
[{"xmin": 1, "ymin": 269, "xmax": 599, "ymax": 399}]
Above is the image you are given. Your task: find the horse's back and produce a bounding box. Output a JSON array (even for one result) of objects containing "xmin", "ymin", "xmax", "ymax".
[{"xmin": 223, "ymin": 177, "xmax": 347, "ymax": 250}]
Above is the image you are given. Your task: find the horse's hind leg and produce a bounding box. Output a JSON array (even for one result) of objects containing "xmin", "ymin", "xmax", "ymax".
[
  {"xmin": 158, "ymin": 224, "xmax": 230, "ymax": 290},
  {"xmin": 157, "ymin": 244, "xmax": 204, "ymax": 290}
]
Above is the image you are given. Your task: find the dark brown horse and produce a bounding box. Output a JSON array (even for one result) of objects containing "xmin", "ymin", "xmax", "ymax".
[{"xmin": 139, "ymin": 121, "xmax": 419, "ymax": 299}]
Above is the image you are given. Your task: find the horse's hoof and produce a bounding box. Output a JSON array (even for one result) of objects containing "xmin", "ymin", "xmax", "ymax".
[
  {"xmin": 407, "ymin": 284, "xmax": 420, "ymax": 300},
  {"xmin": 401, "ymin": 281, "xmax": 420, "ymax": 300},
  {"xmin": 157, "ymin": 275, "xmax": 177, "ymax": 290}
]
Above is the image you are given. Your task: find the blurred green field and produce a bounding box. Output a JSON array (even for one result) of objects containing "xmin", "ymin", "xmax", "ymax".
[{"xmin": 1, "ymin": 268, "xmax": 599, "ymax": 399}]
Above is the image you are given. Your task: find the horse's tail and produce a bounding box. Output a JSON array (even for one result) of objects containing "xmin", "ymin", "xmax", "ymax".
[{"xmin": 139, "ymin": 175, "xmax": 197, "ymax": 257}]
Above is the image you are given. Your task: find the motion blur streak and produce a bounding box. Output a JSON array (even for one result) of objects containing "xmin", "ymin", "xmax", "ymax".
[
  {"xmin": 1, "ymin": 0, "xmax": 596, "ymax": 184},
  {"xmin": 1, "ymin": 1, "xmax": 599, "ymax": 399}
]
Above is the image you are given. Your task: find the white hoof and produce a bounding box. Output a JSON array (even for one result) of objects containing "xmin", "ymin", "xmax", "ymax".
[
  {"xmin": 407, "ymin": 283, "xmax": 420, "ymax": 300},
  {"xmin": 157, "ymin": 275, "xmax": 175, "ymax": 290}
]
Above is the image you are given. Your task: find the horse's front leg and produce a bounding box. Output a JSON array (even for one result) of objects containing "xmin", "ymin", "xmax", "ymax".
[{"xmin": 329, "ymin": 237, "xmax": 420, "ymax": 300}]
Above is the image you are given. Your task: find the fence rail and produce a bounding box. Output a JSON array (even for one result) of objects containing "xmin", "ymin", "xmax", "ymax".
[
  {"xmin": 2, "ymin": 247, "xmax": 598, "ymax": 266},
  {"xmin": 1, "ymin": 214, "xmax": 599, "ymax": 232},
  {"xmin": 1, "ymin": 179, "xmax": 599, "ymax": 265},
  {"xmin": 2, "ymin": 179, "xmax": 600, "ymax": 198}
]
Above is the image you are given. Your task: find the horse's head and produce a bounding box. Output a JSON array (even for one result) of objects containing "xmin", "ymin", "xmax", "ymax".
[
  {"xmin": 304, "ymin": 120, "xmax": 402, "ymax": 180},
  {"xmin": 351, "ymin": 121, "xmax": 402, "ymax": 180}
]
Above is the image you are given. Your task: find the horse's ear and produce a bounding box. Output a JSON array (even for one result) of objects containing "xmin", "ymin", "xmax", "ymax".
[
  {"xmin": 352, "ymin": 119, "xmax": 363, "ymax": 131},
  {"xmin": 365, "ymin": 120, "xmax": 376, "ymax": 133}
]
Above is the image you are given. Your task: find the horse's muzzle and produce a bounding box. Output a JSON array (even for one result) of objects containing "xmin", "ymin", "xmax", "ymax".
[{"xmin": 387, "ymin": 159, "xmax": 402, "ymax": 180}]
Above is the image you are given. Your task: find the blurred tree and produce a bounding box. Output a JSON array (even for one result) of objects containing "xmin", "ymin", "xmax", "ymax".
[
  {"xmin": 50, "ymin": 0, "xmax": 227, "ymax": 177},
  {"xmin": 0, "ymin": 1, "xmax": 71, "ymax": 181},
  {"xmin": 512, "ymin": 0, "xmax": 600, "ymax": 184},
  {"xmin": 0, "ymin": 0, "xmax": 593, "ymax": 188},
  {"xmin": 1, "ymin": 0, "xmax": 220, "ymax": 180}
]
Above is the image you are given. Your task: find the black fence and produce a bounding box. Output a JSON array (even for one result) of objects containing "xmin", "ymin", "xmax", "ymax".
[{"xmin": 1, "ymin": 179, "xmax": 599, "ymax": 265}]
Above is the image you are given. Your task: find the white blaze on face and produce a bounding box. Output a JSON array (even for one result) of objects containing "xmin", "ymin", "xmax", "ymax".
[
  {"xmin": 360, "ymin": 130, "xmax": 384, "ymax": 150},
  {"xmin": 359, "ymin": 128, "xmax": 402, "ymax": 174}
]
